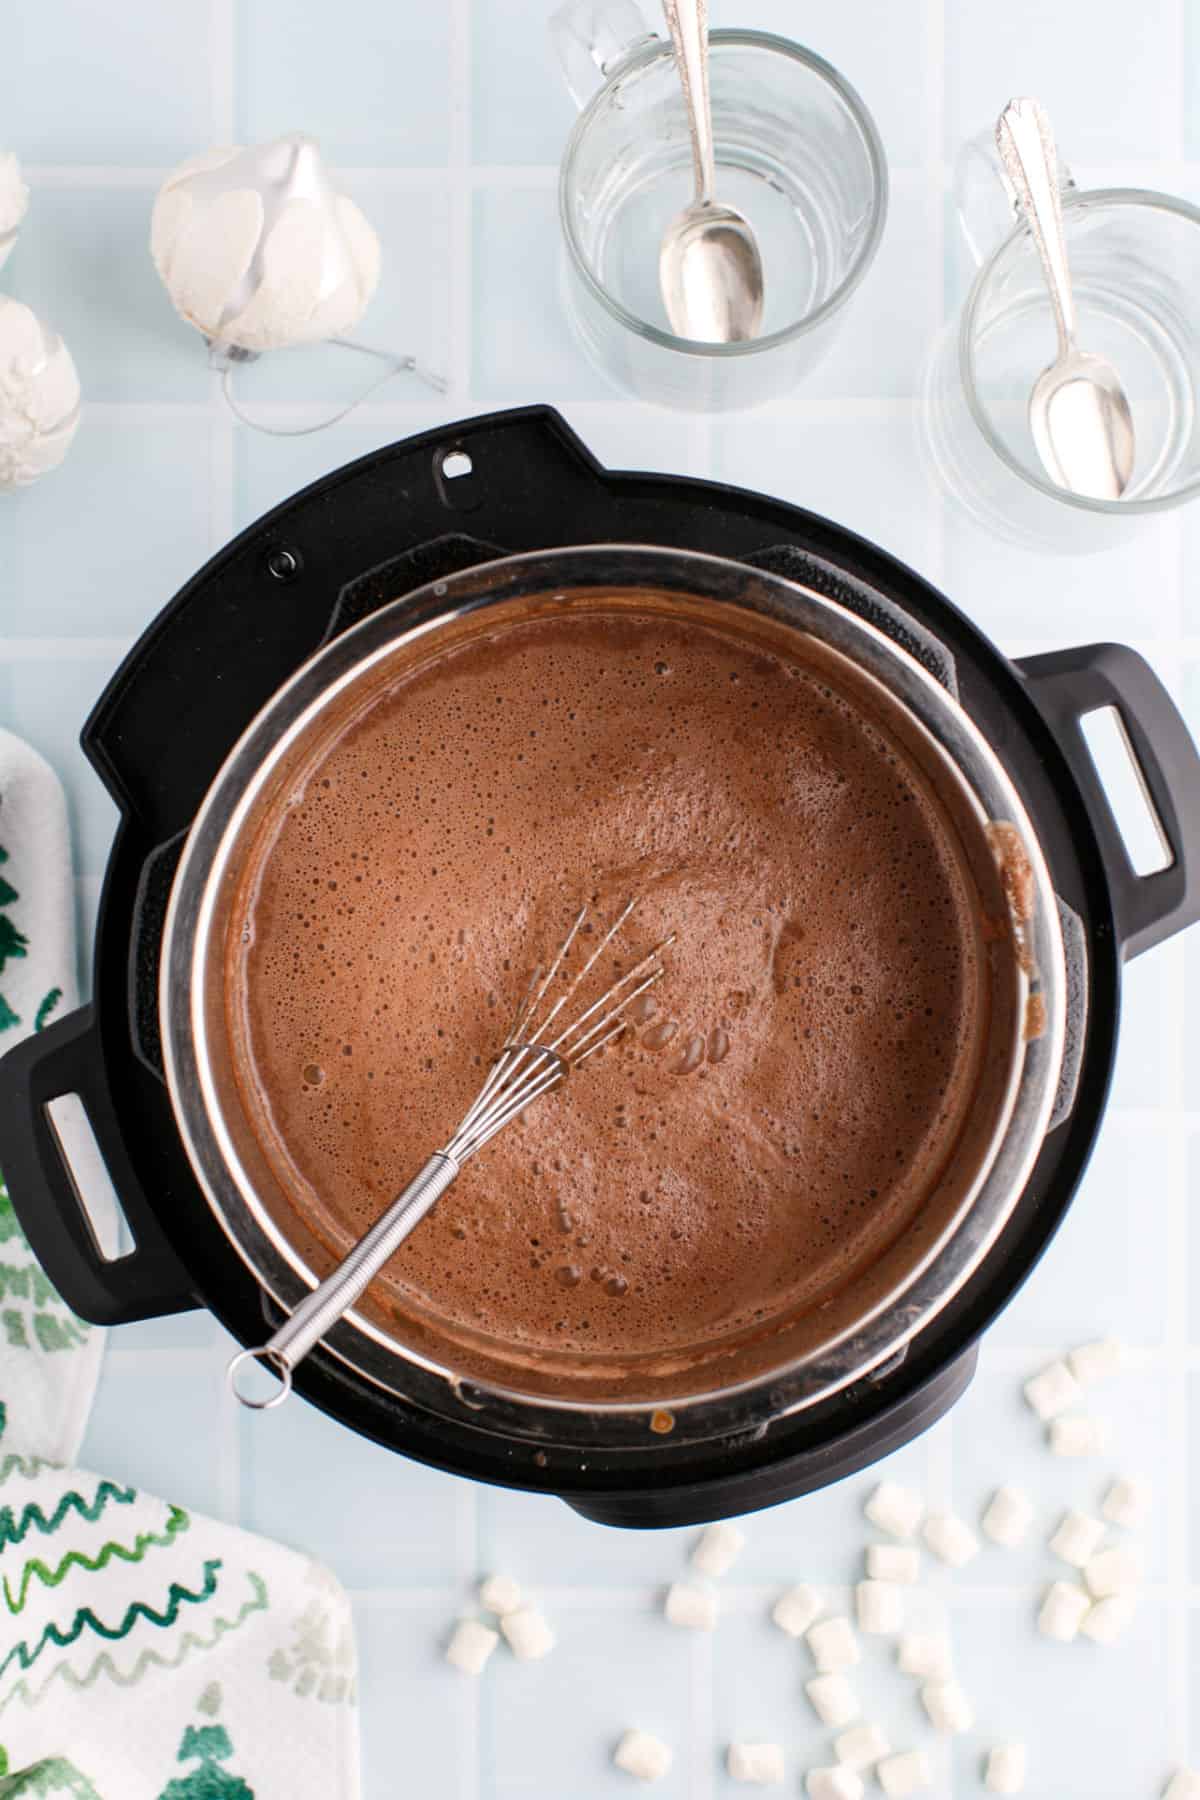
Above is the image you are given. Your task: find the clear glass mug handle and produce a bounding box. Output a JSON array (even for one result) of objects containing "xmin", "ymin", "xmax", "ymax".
[
  {"xmin": 954, "ymin": 123, "xmax": 1077, "ymax": 270},
  {"xmin": 549, "ymin": 0, "xmax": 658, "ymax": 109}
]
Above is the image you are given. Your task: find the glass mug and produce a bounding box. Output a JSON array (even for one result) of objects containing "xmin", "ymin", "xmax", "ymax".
[
  {"xmin": 920, "ymin": 131, "xmax": 1200, "ymax": 552},
  {"xmin": 549, "ymin": 0, "xmax": 888, "ymax": 410}
]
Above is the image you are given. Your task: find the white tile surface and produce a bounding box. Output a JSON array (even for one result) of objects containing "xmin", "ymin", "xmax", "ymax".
[{"xmin": 2, "ymin": 1, "xmax": 1194, "ymax": 1793}]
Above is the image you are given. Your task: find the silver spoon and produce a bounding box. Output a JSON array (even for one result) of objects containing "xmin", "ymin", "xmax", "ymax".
[
  {"xmin": 995, "ymin": 96, "xmax": 1135, "ymax": 500},
  {"xmin": 658, "ymin": 0, "xmax": 764, "ymax": 343}
]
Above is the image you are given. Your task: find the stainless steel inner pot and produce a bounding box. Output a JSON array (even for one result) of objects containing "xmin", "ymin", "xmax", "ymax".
[{"xmin": 160, "ymin": 545, "xmax": 1066, "ymax": 1451}]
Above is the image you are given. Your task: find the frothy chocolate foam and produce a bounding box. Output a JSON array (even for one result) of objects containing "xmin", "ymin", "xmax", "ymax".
[{"xmin": 228, "ymin": 606, "xmax": 986, "ymax": 1371}]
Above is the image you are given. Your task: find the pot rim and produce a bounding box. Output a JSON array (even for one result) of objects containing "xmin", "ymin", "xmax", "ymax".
[{"xmin": 160, "ymin": 544, "xmax": 1067, "ymax": 1450}]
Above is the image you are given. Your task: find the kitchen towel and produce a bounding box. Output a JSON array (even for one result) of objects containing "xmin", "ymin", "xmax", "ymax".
[
  {"xmin": 0, "ymin": 731, "xmax": 360, "ymax": 1798},
  {"xmin": 0, "ymin": 727, "xmax": 107, "ymax": 1465}
]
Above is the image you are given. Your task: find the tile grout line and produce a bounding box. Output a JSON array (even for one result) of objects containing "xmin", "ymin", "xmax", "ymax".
[
  {"xmin": 689, "ymin": 1625, "xmax": 715, "ymax": 1800},
  {"xmin": 448, "ymin": 0, "xmax": 472, "ymax": 406}
]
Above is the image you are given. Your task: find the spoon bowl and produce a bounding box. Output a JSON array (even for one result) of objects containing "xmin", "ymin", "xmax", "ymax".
[
  {"xmin": 659, "ymin": 199, "xmax": 765, "ymax": 343},
  {"xmin": 1030, "ymin": 347, "xmax": 1136, "ymax": 501},
  {"xmin": 657, "ymin": 0, "xmax": 765, "ymax": 344}
]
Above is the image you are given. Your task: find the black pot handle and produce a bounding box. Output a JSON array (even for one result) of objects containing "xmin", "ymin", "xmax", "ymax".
[
  {"xmin": 1017, "ymin": 643, "xmax": 1200, "ymax": 961},
  {"xmin": 0, "ymin": 1005, "xmax": 197, "ymax": 1324}
]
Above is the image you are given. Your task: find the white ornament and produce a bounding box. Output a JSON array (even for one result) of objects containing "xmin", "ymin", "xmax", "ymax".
[
  {"xmin": 0, "ymin": 151, "xmax": 30, "ymax": 272},
  {"xmin": 150, "ymin": 133, "xmax": 381, "ymax": 353},
  {"xmin": 0, "ymin": 298, "xmax": 81, "ymax": 491}
]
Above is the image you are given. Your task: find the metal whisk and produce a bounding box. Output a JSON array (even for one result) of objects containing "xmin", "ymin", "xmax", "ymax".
[{"xmin": 228, "ymin": 898, "xmax": 672, "ymax": 1409}]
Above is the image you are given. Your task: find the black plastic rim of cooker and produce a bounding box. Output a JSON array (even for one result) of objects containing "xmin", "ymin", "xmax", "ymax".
[{"xmin": 4, "ymin": 405, "xmax": 1199, "ymax": 1529}]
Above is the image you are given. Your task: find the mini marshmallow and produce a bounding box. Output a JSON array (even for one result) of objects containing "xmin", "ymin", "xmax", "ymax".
[
  {"xmin": 1164, "ymin": 1771, "xmax": 1200, "ymax": 1800},
  {"xmin": 614, "ymin": 1729, "xmax": 673, "ymax": 1782},
  {"xmin": 1102, "ymin": 1474, "xmax": 1152, "ymax": 1529},
  {"xmin": 878, "ymin": 1750, "xmax": 931, "ymax": 1798},
  {"xmin": 805, "ymin": 1674, "xmax": 860, "ymax": 1729},
  {"xmin": 856, "ymin": 1579, "xmax": 903, "ymax": 1635},
  {"xmin": 923, "ymin": 1511, "xmax": 980, "ymax": 1568},
  {"xmin": 1024, "ymin": 1359, "xmax": 1081, "ymax": 1420},
  {"xmin": 921, "ymin": 1678, "xmax": 974, "ymax": 1734},
  {"xmin": 445, "ymin": 1618, "xmax": 499, "ymax": 1674},
  {"xmin": 1084, "ymin": 1544, "xmax": 1143, "ymax": 1597},
  {"xmin": 1068, "ymin": 1336, "xmax": 1125, "ymax": 1385},
  {"xmin": 981, "ymin": 1484, "xmax": 1034, "ymax": 1548},
  {"xmin": 1048, "ymin": 1509, "xmax": 1106, "ymax": 1569},
  {"xmin": 1048, "ymin": 1413, "xmax": 1110, "ymax": 1456},
  {"xmin": 866, "ymin": 1544, "xmax": 920, "ymax": 1584},
  {"xmin": 728, "ymin": 1742, "xmax": 785, "ymax": 1785},
  {"xmin": 985, "ymin": 1742, "xmax": 1027, "ymax": 1794},
  {"xmin": 479, "ymin": 1573, "xmax": 522, "ymax": 1615},
  {"xmin": 864, "ymin": 1480, "xmax": 923, "ymax": 1539},
  {"xmin": 836, "ymin": 1724, "xmax": 891, "ymax": 1771},
  {"xmin": 691, "ymin": 1521, "xmax": 746, "ymax": 1578},
  {"xmin": 500, "ymin": 1607, "xmax": 555, "ymax": 1661},
  {"xmin": 664, "ymin": 1582, "xmax": 717, "ymax": 1631},
  {"xmin": 1037, "ymin": 1580, "xmax": 1090, "ymax": 1641},
  {"xmin": 806, "ymin": 1615, "xmax": 860, "ymax": 1673},
  {"xmin": 1081, "ymin": 1590, "xmax": 1138, "ymax": 1645},
  {"xmin": 806, "ymin": 1768, "xmax": 864, "ymax": 1800},
  {"xmin": 897, "ymin": 1631, "xmax": 952, "ymax": 1680},
  {"xmin": 772, "ymin": 1583, "xmax": 821, "ymax": 1638}
]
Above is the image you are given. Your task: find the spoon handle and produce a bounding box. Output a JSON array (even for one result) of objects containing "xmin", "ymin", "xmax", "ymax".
[
  {"xmin": 662, "ymin": 0, "xmax": 715, "ymax": 206},
  {"xmin": 996, "ymin": 97, "xmax": 1077, "ymax": 353}
]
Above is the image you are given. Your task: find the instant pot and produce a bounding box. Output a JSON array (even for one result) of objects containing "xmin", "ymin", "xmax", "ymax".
[{"xmin": 3, "ymin": 406, "xmax": 1198, "ymax": 1527}]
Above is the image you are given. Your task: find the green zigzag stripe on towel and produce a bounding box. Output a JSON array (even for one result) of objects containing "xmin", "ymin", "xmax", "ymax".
[
  {"xmin": 0, "ymin": 1560, "xmax": 223, "ymax": 1680},
  {"xmin": 4, "ymin": 1505, "xmax": 191, "ymax": 1614},
  {"xmin": 0, "ymin": 1481, "xmax": 136, "ymax": 1550},
  {"xmin": 0, "ymin": 1756, "xmax": 103, "ymax": 1797},
  {"xmin": 0, "ymin": 1573, "xmax": 269, "ymax": 1714}
]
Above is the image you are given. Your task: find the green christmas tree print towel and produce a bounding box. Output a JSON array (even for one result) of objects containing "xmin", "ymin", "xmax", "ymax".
[
  {"xmin": 0, "ymin": 1455, "xmax": 359, "ymax": 1797},
  {"xmin": 0, "ymin": 734, "xmax": 360, "ymax": 1795},
  {"xmin": 0, "ymin": 731, "xmax": 113, "ymax": 1464}
]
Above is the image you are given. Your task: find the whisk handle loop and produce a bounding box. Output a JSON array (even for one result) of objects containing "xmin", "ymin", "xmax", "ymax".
[{"xmin": 228, "ymin": 1152, "xmax": 460, "ymax": 1408}]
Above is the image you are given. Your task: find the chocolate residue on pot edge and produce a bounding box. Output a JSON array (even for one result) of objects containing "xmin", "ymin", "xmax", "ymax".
[
  {"xmin": 1024, "ymin": 991, "xmax": 1047, "ymax": 1041},
  {"xmin": 228, "ymin": 607, "xmax": 988, "ymax": 1369},
  {"xmin": 986, "ymin": 820, "xmax": 1038, "ymax": 976}
]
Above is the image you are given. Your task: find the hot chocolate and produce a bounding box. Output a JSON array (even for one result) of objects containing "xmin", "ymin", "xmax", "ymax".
[{"xmin": 228, "ymin": 604, "xmax": 987, "ymax": 1372}]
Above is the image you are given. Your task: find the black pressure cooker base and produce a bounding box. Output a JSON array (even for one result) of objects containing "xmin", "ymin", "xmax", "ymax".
[{"xmin": 7, "ymin": 405, "xmax": 1200, "ymax": 1528}]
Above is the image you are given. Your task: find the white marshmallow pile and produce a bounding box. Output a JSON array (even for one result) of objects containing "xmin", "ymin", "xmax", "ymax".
[
  {"xmin": 897, "ymin": 1631, "xmax": 953, "ymax": 1681},
  {"xmin": 1023, "ymin": 1359, "xmax": 1081, "ymax": 1420},
  {"xmin": 1049, "ymin": 1413, "xmax": 1111, "ymax": 1457},
  {"xmin": 921, "ymin": 1677, "xmax": 975, "ymax": 1735},
  {"xmin": 479, "ymin": 1572, "xmax": 522, "ymax": 1615},
  {"xmin": 806, "ymin": 1766, "xmax": 864, "ymax": 1800},
  {"xmin": 856, "ymin": 1578, "xmax": 903, "ymax": 1634},
  {"xmin": 691, "ymin": 1520, "xmax": 745, "ymax": 1577},
  {"xmin": 1037, "ymin": 1579, "xmax": 1091, "ymax": 1642},
  {"xmin": 806, "ymin": 1615, "xmax": 861, "ymax": 1673},
  {"xmin": 1068, "ymin": 1336, "xmax": 1125, "ymax": 1385},
  {"xmin": 613, "ymin": 1729, "xmax": 673, "ymax": 1782},
  {"xmin": 445, "ymin": 1575, "xmax": 554, "ymax": 1674},
  {"xmin": 771, "ymin": 1582, "xmax": 821, "ymax": 1637},
  {"xmin": 922, "ymin": 1510, "xmax": 979, "ymax": 1568},
  {"xmin": 728, "ymin": 1742, "xmax": 785, "ymax": 1784},
  {"xmin": 1084, "ymin": 1544, "xmax": 1143, "ymax": 1597},
  {"xmin": 1048, "ymin": 1508, "xmax": 1106, "ymax": 1568},
  {"xmin": 836, "ymin": 1723, "xmax": 891, "ymax": 1771},
  {"xmin": 985, "ymin": 1742, "xmax": 1027, "ymax": 1794},
  {"xmin": 445, "ymin": 1618, "xmax": 499, "ymax": 1675},
  {"xmin": 664, "ymin": 1580, "xmax": 717, "ymax": 1631},
  {"xmin": 864, "ymin": 1480, "xmax": 923, "ymax": 1539},
  {"xmin": 866, "ymin": 1543, "xmax": 920, "ymax": 1583},
  {"xmin": 1103, "ymin": 1473, "xmax": 1151, "ymax": 1528},
  {"xmin": 877, "ymin": 1749, "xmax": 931, "ymax": 1796},
  {"xmin": 981, "ymin": 1484, "xmax": 1034, "ymax": 1548},
  {"xmin": 805, "ymin": 1674, "xmax": 860, "ymax": 1728},
  {"xmin": 1080, "ymin": 1590, "xmax": 1137, "ymax": 1645},
  {"xmin": 501, "ymin": 1606, "xmax": 555, "ymax": 1662}
]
